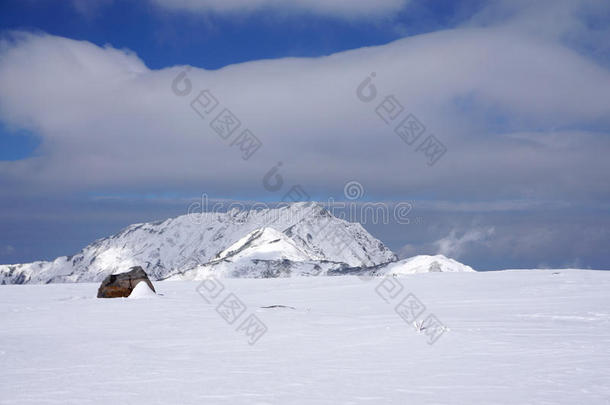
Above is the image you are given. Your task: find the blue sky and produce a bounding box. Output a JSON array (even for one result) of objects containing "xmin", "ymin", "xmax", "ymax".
[
  {"xmin": 0, "ymin": 0, "xmax": 481, "ymax": 70},
  {"xmin": 0, "ymin": 0, "xmax": 609, "ymax": 269},
  {"xmin": 0, "ymin": 0, "xmax": 478, "ymax": 159}
]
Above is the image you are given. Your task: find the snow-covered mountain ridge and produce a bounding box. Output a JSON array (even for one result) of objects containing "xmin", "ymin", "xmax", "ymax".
[
  {"xmin": 168, "ymin": 226, "xmax": 354, "ymax": 280},
  {"xmin": 381, "ymin": 255, "xmax": 476, "ymax": 275},
  {"xmin": 0, "ymin": 202, "xmax": 476, "ymax": 284},
  {"xmin": 0, "ymin": 202, "xmax": 404, "ymax": 284}
]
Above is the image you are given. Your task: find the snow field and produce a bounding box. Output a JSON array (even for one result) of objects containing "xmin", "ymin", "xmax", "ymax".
[{"xmin": 1, "ymin": 269, "xmax": 609, "ymax": 404}]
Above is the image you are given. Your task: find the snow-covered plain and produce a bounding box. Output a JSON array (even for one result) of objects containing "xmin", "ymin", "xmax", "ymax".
[{"xmin": 1, "ymin": 270, "xmax": 609, "ymax": 404}]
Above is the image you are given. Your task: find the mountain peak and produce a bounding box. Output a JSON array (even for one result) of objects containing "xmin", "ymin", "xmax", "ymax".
[
  {"xmin": 1, "ymin": 202, "xmax": 397, "ymax": 283},
  {"xmin": 215, "ymin": 227, "xmax": 314, "ymax": 262},
  {"xmin": 381, "ymin": 254, "xmax": 476, "ymax": 275}
]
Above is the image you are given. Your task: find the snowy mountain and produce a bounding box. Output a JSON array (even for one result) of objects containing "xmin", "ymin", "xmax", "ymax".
[
  {"xmin": 378, "ymin": 255, "xmax": 476, "ymax": 275},
  {"xmin": 168, "ymin": 227, "xmax": 351, "ymax": 279},
  {"xmin": 0, "ymin": 202, "xmax": 397, "ymax": 284},
  {"xmin": 169, "ymin": 234, "xmax": 477, "ymax": 280},
  {"xmin": 327, "ymin": 254, "xmax": 476, "ymax": 277}
]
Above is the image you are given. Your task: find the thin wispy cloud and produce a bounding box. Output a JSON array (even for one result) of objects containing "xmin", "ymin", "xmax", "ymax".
[
  {"xmin": 0, "ymin": 27, "xmax": 608, "ymax": 199},
  {"xmin": 434, "ymin": 227, "xmax": 495, "ymax": 259},
  {"xmin": 149, "ymin": 0, "xmax": 410, "ymax": 19}
]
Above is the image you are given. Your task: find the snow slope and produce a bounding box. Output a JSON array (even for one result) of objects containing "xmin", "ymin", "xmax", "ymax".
[
  {"xmin": 1, "ymin": 269, "xmax": 609, "ymax": 404},
  {"xmin": 379, "ymin": 254, "xmax": 476, "ymax": 275},
  {"xmin": 170, "ymin": 227, "xmax": 352, "ymax": 279},
  {"xmin": 216, "ymin": 227, "xmax": 318, "ymax": 262},
  {"xmin": 128, "ymin": 281, "xmax": 157, "ymax": 299},
  {"xmin": 0, "ymin": 202, "xmax": 397, "ymax": 284}
]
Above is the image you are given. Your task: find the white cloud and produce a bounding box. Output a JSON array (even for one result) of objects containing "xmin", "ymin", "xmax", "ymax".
[
  {"xmin": 1, "ymin": 245, "xmax": 15, "ymax": 255},
  {"xmin": 464, "ymin": 0, "xmax": 610, "ymax": 66},
  {"xmin": 149, "ymin": 0, "xmax": 409, "ymax": 19},
  {"xmin": 434, "ymin": 227, "xmax": 495, "ymax": 258},
  {"xmin": 0, "ymin": 21, "xmax": 609, "ymax": 201}
]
